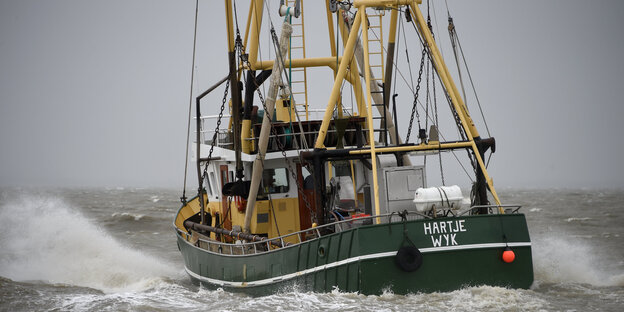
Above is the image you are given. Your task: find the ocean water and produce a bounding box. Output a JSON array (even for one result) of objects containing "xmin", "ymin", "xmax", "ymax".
[{"xmin": 0, "ymin": 187, "xmax": 622, "ymax": 311}]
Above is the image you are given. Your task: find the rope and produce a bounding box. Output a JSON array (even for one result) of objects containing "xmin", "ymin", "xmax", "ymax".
[
  {"xmin": 398, "ymin": 210, "xmax": 416, "ymax": 247},
  {"xmin": 268, "ymin": 18, "xmax": 309, "ymax": 150}
]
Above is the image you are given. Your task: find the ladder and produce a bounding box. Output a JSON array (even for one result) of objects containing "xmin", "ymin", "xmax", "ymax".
[
  {"xmin": 286, "ymin": 0, "xmax": 309, "ymax": 121},
  {"xmin": 366, "ymin": 9, "xmax": 385, "ymax": 86},
  {"xmin": 366, "ymin": 8, "xmax": 388, "ymax": 145}
]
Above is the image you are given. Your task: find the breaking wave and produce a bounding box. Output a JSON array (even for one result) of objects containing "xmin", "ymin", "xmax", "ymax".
[
  {"xmin": 110, "ymin": 211, "xmax": 147, "ymax": 221},
  {"xmin": 532, "ymin": 234, "xmax": 624, "ymax": 287},
  {"xmin": 0, "ymin": 193, "xmax": 179, "ymax": 293}
]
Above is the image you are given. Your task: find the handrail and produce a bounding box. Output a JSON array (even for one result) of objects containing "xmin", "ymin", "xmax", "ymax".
[
  {"xmin": 198, "ymin": 127, "xmax": 369, "ymax": 149},
  {"xmin": 197, "ymin": 114, "xmax": 232, "ymax": 120},
  {"xmin": 200, "ymin": 128, "xmax": 362, "ymax": 136},
  {"xmin": 177, "ymin": 205, "xmax": 523, "ymax": 256},
  {"xmin": 176, "ymin": 210, "xmax": 431, "ymax": 256},
  {"xmin": 457, "ymin": 205, "xmax": 522, "ymax": 216}
]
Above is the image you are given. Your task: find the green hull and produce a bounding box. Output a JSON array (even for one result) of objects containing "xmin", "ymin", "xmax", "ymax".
[{"xmin": 176, "ymin": 214, "xmax": 533, "ymax": 295}]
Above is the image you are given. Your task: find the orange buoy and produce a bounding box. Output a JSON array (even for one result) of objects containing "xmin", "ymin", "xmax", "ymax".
[{"xmin": 502, "ymin": 247, "xmax": 515, "ymax": 263}]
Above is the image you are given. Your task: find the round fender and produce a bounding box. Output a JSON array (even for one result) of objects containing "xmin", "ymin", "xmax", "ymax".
[{"xmin": 395, "ymin": 246, "xmax": 423, "ymax": 272}]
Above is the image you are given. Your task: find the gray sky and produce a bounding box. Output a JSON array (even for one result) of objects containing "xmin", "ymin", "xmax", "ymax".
[{"xmin": 1, "ymin": 0, "xmax": 623, "ymax": 189}]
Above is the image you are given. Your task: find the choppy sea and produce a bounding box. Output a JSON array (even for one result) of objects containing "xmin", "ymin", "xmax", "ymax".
[{"xmin": 0, "ymin": 187, "xmax": 622, "ymax": 311}]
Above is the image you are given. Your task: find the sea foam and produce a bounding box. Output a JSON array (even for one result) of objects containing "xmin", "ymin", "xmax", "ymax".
[
  {"xmin": 532, "ymin": 234, "xmax": 624, "ymax": 287},
  {"xmin": 0, "ymin": 193, "xmax": 178, "ymax": 293}
]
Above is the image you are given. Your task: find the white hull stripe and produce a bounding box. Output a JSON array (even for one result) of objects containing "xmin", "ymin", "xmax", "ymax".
[{"xmin": 185, "ymin": 242, "xmax": 531, "ymax": 288}]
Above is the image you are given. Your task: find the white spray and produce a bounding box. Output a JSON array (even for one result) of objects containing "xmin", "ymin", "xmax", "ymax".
[
  {"xmin": 532, "ymin": 234, "xmax": 624, "ymax": 287},
  {"xmin": 0, "ymin": 193, "xmax": 178, "ymax": 293}
]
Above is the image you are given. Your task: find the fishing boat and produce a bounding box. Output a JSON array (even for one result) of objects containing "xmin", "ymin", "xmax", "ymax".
[{"xmin": 174, "ymin": 0, "xmax": 533, "ymax": 295}]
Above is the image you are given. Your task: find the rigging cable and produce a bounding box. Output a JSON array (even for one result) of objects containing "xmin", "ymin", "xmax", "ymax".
[
  {"xmin": 432, "ymin": 43, "xmax": 445, "ymax": 185},
  {"xmin": 181, "ymin": 0, "xmax": 200, "ymax": 203},
  {"xmin": 391, "ymin": 8, "xmax": 402, "ymax": 98},
  {"xmin": 253, "ymin": 13, "xmax": 316, "ymax": 224},
  {"xmin": 429, "ymin": 0, "xmax": 445, "ymax": 59},
  {"xmin": 268, "ymin": 12, "xmax": 310, "ymax": 150},
  {"xmin": 449, "ymin": 18, "xmax": 491, "ymax": 137},
  {"xmin": 448, "ymin": 18, "xmax": 469, "ymax": 115},
  {"xmin": 423, "ymin": 25, "xmax": 431, "ymax": 168},
  {"xmin": 410, "ymin": 15, "xmax": 467, "ymax": 143},
  {"xmin": 403, "ymin": 7, "xmax": 425, "ymax": 143},
  {"xmin": 428, "ymin": 0, "xmax": 445, "ymax": 185},
  {"xmin": 255, "ymin": 80, "xmax": 316, "ymax": 225},
  {"xmin": 405, "ymin": 48, "xmax": 426, "ymax": 143},
  {"xmin": 360, "ymin": 6, "xmax": 473, "ymax": 183},
  {"xmin": 415, "ymin": 1, "xmax": 474, "ymax": 183},
  {"xmin": 386, "ymin": 7, "xmax": 441, "ymax": 130},
  {"xmin": 286, "ymin": 11, "xmax": 295, "ymax": 146},
  {"xmin": 403, "ymin": 15, "xmax": 416, "ymax": 92},
  {"xmin": 396, "ymin": 8, "xmax": 452, "ymax": 132},
  {"xmin": 439, "ymin": 6, "xmax": 486, "ymax": 177},
  {"xmin": 407, "ymin": 8, "xmax": 460, "ymax": 137},
  {"xmin": 444, "ymin": 14, "xmax": 478, "ymax": 176}
]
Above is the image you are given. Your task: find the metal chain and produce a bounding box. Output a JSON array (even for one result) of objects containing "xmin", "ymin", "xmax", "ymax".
[
  {"xmin": 201, "ymin": 80, "xmax": 230, "ymax": 184},
  {"xmin": 405, "ymin": 48, "xmax": 427, "ymax": 143},
  {"xmin": 201, "ymin": 0, "xmax": 242, "ymax": 182},
  {"xmin": 255, "ymin": 87, "xmax": 315, "ymax": 223}
]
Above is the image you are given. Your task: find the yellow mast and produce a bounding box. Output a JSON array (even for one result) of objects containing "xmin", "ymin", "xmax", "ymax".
[
  {"xmin": 337, "ymin": 7, "xmax": 366, "ymax": 117},
  {"xmin": 242, "ymin": 0, "xmax": 501, "ymax": 213},
  {"xmin": 314, "ymin": 11, "xmax": 363, "ymax": 148},
  {"xmin": 246, "ymin": 0, "xmax": 342, "ymax": 71},
  {"xmin": 359, "ymin": 6, "xmax": 382, "ymax": 223},
  {"xmin": 408, "ymin": 2, "xmax": 502, "ymax": 209},
  {"xmin": 312, "ymin": 0, "xmax": 501, "ymax": 211}
]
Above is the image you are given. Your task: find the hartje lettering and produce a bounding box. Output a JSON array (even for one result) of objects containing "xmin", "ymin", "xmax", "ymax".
[{"xmin": 423, "ymin": 220, "xmax": 467, "ymax": 247}]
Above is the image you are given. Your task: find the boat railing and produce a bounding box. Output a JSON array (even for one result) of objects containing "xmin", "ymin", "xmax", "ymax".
[
  {"xmin": 176, "ymin": 210, "xmax": 433, "ymax": 256},
  {"xmin": 456, "ymin": 205, "xmax": 522, "ymax": 216},
  {"xmin": 304, "ymin": 108, "xmax": 356, "ymax": 120},
  {"xmin": 195, "ymin": 108, "xmax": 364, "ymax": 150},
  {"xmin": 177, "ymin": 205, "xmax": 523, "ymax": 256},
  {"xmin": 195, "ymin": 115, "xmax": 233, "ymax": 147},
  {"xmin": 197, "ymin": 122, "xmax": 371, "ymax": 150}
]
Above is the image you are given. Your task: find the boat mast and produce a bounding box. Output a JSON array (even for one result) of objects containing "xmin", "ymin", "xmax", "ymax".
[
  {"xmin": 312, "ymin": 0, "xmax": 503, "ymax": 212},
  {"xmin": 407, "ymin": 2, "xmax": 503, "ymax": 209},
  {"xmin": 360, "ymin": 8, "xmax": 382, "ymax": 223},
  {"xmin": 342, "ymin": 9, "xmax": 411, "ymax": 165}
]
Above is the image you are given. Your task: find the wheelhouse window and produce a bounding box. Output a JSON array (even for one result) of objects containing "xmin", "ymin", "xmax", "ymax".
[{"xmin": 261, "ymin": 168, "xmax": 289, "ymax": 194}]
